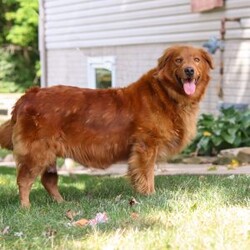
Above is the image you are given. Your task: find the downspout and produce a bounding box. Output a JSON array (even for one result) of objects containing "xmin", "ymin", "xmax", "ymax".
[
  {"xmin": 39, "ymin": 0, "xmax": 47, "ymax": 87},
  {"xmin": 218, "ymin": 17, "xmax": 241, "ymax": 100}
]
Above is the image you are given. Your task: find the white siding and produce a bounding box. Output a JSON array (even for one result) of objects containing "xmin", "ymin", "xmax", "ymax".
[
  {"xmin": 42, "ymin": 0, "xmax": 250, "ymax": 114},
  {"xmin": 44, "ymin": 0, "xmax": 250, "ymax": 49}
]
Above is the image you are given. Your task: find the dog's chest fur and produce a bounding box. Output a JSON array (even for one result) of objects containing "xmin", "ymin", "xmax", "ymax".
[{"xmin": 155, "ymin": 103, "xmax": 199, "ymax": 159}]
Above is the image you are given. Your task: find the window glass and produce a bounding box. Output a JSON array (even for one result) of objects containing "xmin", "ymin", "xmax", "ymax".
[
  {"xmin": 95, "ymin": 68, "xmax": 112, "ymax": 89},
  {"xmin": 87, "ymin": 57, "xmax": 115, "ymax": 89}
]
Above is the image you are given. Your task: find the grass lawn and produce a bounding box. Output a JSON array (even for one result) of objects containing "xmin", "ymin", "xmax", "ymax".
[
  {"xmin": 0, "ymin": 149, "xmax": 11, "ymax": 159},
  {"xmin": 0, "ymin": 167, "xmax": 249, "ymax": 250}
]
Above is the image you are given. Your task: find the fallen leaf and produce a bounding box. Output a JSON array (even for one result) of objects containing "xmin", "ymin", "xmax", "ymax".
[
  {"xmin": 86, "ymin": 192, "xmax": 93, "ymax": 199},
  {"xmin": 1, "ymin": 226, "xmax": 10, "ymax": 235},
  {"xmin": 66, "ymin": 209, "xmax": 79, "ymax": 221},
  {"xmin": 129, "ymin": 197, "xmax": 139, "ymax": 206},
  {"xmin": 44, "ymin": 227, "xmax": 57, "ymax": 238},
  {"xmin": 115, "ymin": 194, "xmax": 122, "ymax": 202},
  {"xmin": 199, "ymin": 175, "xmax": 205, "ymax": 181},
  {"xmin": 227, "ymin": 159, "xmax": 240, "ymax": 170},
  {"xmin": 190, "ymin": 203, "xmax": 198, "ymax": 211},
  {"xmin": 14, "ymin": 232, "xmax": 24, "ymax": 237},
  {"xmin": 72, "ymin": 213, "xmax": 108, "ymax": 227},
  {"xmin": 207, "ymin": 165, "xmax": 217, "ymax": 171},
  {"xmin": 73, "ymin": 219, "xmax": 89, "ymax": 227},
  {"xmin": 131, "ymin": 212, "xmax": 139, "ymax": 220},
  {"xmin": 65, "ymin": 222, "xmax": 73, "ymax": 228}
]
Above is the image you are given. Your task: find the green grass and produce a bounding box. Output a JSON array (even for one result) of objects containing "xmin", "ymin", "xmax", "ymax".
[
  {"xmin": 0, "ymin": 149, "xmax": 11, "ymax": 159},
  {"xmin": 0, "ymin": 167, "xmax": 249, "ymax": 250}
]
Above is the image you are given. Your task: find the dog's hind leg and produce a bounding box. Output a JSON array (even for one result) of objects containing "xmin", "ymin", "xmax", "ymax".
[
  {"xmin": 16, "ymin": 160, "xmax": 40, "ymax": 208},
  {"xmin": 128, "ymin": 141, "xmax": 158, "ymax": 195},
  {"xmin": 15, "ymin": 140, "xmax": 59, "ymax": 207},
  {"xmin": 41, "ymin": 163, "xmax": 64, "ymax": 203}
]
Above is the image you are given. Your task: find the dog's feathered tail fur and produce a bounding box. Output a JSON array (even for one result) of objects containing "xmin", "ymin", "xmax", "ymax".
[{"xmin": 0, "ymin": 120, "xmax": 13, "ymax": 150}]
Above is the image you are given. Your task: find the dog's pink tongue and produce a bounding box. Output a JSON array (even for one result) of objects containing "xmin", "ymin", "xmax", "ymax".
[{"xmin": 183, "ymin": 80, "xmax": 196, "ymax": 95}]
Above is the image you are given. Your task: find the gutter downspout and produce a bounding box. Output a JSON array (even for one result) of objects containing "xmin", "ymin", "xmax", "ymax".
[
  {"xmin": 39, "ymin": 0, "xmax": 47, "ymax": 87},
  {"xmin": 218, "ymin": 17, "xmax": 241, "ymax": 100}
]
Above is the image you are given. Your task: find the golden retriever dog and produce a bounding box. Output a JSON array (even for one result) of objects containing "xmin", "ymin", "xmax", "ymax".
[{"xmin": 0, "ymin": 45, "xmax": 213, "ymax": 207}]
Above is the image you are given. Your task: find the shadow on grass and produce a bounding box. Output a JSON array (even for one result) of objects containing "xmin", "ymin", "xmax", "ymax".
[
  {"xmin": 0, "ymin": 167, "xmax": 16, "ymax": 175},
  {"xmin": 60, "ymin": 174, "xmax": 250, "ymax": 206},
  {"xmin": 0, "ymin": 167, "xmax": 249, "ymax": 207},
  {"xmin": 0, "ymin": 166, "xmax": 250, "ymax": 249}
]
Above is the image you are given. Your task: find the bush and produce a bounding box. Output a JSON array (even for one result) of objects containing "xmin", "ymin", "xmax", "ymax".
[
  {"xmin": 186, "ymin": 107, "xmax": 250, "ymax": 156},
  {"xmin": 0, "ymin": 0, "xmax": 39, "ymax": 93},
  {"xmin": 0, "ymin": 48, "xmax": 39, "ymax": 92}
]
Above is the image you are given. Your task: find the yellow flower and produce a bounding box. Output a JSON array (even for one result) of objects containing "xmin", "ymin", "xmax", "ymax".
[
  {"xmin": 203, "ymin": 131, "xmax": 212, "ymax": 137},
  {"xmin": 228, "ymin": 159, "xmax": 240, "ymax": 169},
  {"xmin": 207, "ymin": 165, "xmax": 217, "ymax": 171}
]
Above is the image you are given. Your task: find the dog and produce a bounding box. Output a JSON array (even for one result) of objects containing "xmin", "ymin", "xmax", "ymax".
[{"xmin": 0, "ymin": 45, "xmax": 213, "ymax": 207}]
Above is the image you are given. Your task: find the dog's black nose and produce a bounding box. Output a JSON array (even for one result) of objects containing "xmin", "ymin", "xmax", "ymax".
[{"xmin": 184, "ymin": 67, "xmax": 194, "ymax": 77}]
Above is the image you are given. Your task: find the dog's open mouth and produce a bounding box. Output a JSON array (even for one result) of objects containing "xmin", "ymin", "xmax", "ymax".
[
  {"xmin": 182, "ymin": 78, "xmax": 196, "ymax": 95},
  {"xmin": 176, "ymin": 75, "xmax": 199, "ymax": 96}
]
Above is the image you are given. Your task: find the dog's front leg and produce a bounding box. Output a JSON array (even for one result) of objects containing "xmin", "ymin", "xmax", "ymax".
[{"xmin": 128, "ymin": 141, "xmax": 158, "ymax": 195}]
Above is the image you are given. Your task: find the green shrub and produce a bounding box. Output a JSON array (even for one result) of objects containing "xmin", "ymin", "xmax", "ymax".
[
  {"xmin": 0, "ymin": 0, "xmax": 39, "ymax": 93},
  {"xmin": 185, "ymin": 107, "xmax": 250, "ymax": 156},
  {"xmin": 0, "ymin": 48, "xmax": 39, "ymax": 92}
]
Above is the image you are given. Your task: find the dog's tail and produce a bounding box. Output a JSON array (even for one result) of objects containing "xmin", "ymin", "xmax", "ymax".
[{"xmin": 0, "ymin": 120, "xmax": 13, "ymax": 150}]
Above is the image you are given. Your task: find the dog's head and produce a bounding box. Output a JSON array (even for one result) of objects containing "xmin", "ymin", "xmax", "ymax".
[{"xmin": 156, "ymin": 45, "xmax": 214, "ymax": 100}]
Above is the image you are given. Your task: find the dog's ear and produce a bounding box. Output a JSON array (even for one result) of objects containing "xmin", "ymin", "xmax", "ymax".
[
  {"xmin": 157, "ymin": 47, "xmax": 176, "ymax": 70},
  {"xmin": 200, "ymin": 49, "xmax": 214, "ymax": 69}
]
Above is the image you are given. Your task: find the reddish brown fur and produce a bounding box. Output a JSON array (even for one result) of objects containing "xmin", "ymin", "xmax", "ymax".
[
  {"xmin": 0, "ymin": 120, "xmax": 13, "ymax": 150},
  {"xmin": 0, "ymin": 45, "xmax": 213, "ymax": 207}
]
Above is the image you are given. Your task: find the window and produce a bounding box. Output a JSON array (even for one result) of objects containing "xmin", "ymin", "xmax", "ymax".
[{"xmin": 87, "ymin": 56, "xmax": 116, "ymax": 89}]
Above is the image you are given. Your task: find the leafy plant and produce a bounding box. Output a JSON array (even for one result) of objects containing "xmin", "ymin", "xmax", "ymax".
[
  {"xmin": 0, "ymin": 0, "xmax": 39, "ymax": 93},
  {"xmin": 186, "ymin": 107, "xmax": 250, "ymax": 156},
  {"xmin": 0, "ymin": 48, "xmax": 38, "ymax": 92},
  {"xmin": 5, "ymin": 0, "xmax": 38, "ymax": 47}
]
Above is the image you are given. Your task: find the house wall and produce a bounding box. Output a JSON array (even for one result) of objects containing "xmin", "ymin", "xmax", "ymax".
[{"xmin": 42, "ymin": 0, "xmax": 250, "ymax": 113}]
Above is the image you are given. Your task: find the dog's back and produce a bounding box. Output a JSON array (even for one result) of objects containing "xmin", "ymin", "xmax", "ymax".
[{"xmin": 10, "ymin": 86, "xmax": 139, "ymax": 168}]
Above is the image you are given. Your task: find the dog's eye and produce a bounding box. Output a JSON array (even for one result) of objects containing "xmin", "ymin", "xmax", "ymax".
[
  {"xmin": 194, "ymin": 58, "xmax": 200, "ymax": 62},
  {"xmin": 175, "ymin": 58, "xmax": 182, "ymax": 63}
]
